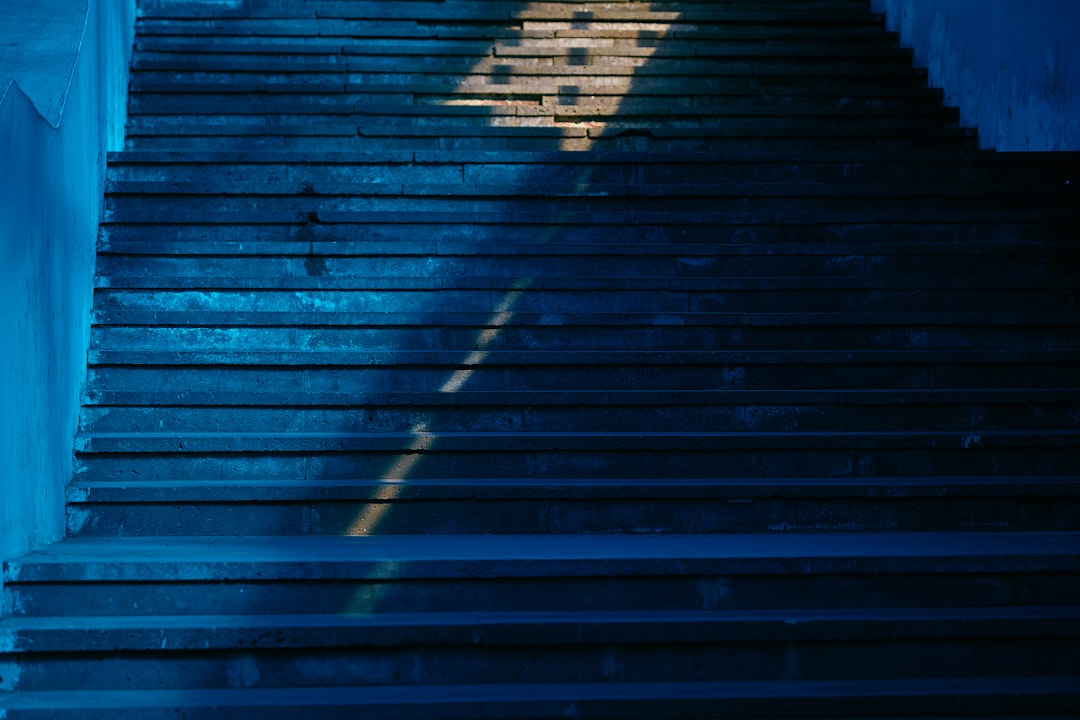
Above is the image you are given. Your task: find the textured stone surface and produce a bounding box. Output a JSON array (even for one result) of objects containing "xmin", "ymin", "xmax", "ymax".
[{"xmin": 2, "ymin": 0, "xmax": 1079, "ymax": 715}]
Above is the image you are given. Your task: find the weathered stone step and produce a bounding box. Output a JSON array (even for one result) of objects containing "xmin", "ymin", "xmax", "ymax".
[
  {"xmin": 134, "ymin": 21, "xmax": 901, "ymax": 43},
  {"xmin": 123, "ymin": 103, "xmax": 960, "ymax": 126},
  {"xmin": 135, "ymin": 28, "xmax": 902, "ymax": 49},
  {"xmin": 5, "ymin": 607, "xmax": 1078, "ymax": 691},
  {"xmin": 60, "ymin": 475, "xmax": 1080, "ymax": 536},
  {"xmin": 6, "ymin": 533, "xmax": 1079, "ymax": 614},
  {"xmin": 89, "ymin": 242, "xmax": 1073, "ymax": 272},
  {"xmin": 106, "ymin": 159, "xmax": 1025, "ymax": 192},
  {"xmin": 133, "ymin": 35, "xmax": 908, "ymax": 56},
  {"xmin": 108, "ymin": 148, "xmax": 995, "ymax": 165},
  {"xmin": 78, "ymin": 387, "xmax": 1080, "ymax": 424},
  {"xmin": 127, "ymin": 77, "xmax": 944, "ymax": 100},
  {"xmin": 101, "ymin": 179, "xmax": 1072, "ymax": 205},
  {"xmin": 111, "ymin": 190, "xmax": 1064, "ymax": 224},
  {"xmin": 71, "ymin": 429, "xmax": 1080, "ymax": 455},
  {"xmin": 85, "ymin": 318, "xmax": 1080, "ymax": 355},
  {"xmin": 125, "ymin": 113, "xmax": 956, "ymax": 133},
  {"xmin": 64, "ymin": 476, "xmax": 1080, "ymax": 502},
  {"xmin": 3, "ymin": 678, "xmax": 1077, "ymax": 720},
  {"xmin": 70, "ymin": 432, "xmax": 1080, "ymax": 482},
  {"xmin": 96, "ymin": 216, "xmax": 1077, "ymax": 251},
  {"xmin": 128, "ymin": 73, "xmax": 936, "ymax": 95},
  {"xmin": 120, "ymin": 132, "xmax": 977, "ymax": 154},
  {"xmin": 89, "ymin": 287, "xmax": 1074, "ymax": 320},
  {"xmin": 128, "ymin": 63, "xmax": 928, "ymax": 88},
  {"xmin": 8, "ymin": 605, "xmax": 1074, "ymax": 652},
  {"xmin": 98, "ymin": 236, "xmax": 1076, "ymax": 264},
  {"xmin": 84, "ymin": 349, "xmax": 1080, "ymax": 395},
  {"xmin": 136, "ymin": 0, "xmax": 878, "ymax": 22},
  {"xmin": 99, "ymin": 183, "xmax": 1071, "ymax": 222},
  {"xmin": 101, "ymin": 148, "xmax": 1079, "ymax": 191},
  {"xmin": 130, "ymin": 44, "xmax": 914, "ymax": 69},
  {"xmin": 125, "ymin": 96, "xmax": 956, "ymax": 121},
  {"xmin": 89, "ymin": 288, "xmax": 1073, "ymax": 319}
]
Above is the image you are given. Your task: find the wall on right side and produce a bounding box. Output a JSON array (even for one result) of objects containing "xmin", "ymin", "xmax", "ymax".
[{"xmin": 870, "ymin": 0, "xmax": 1080, "ymax": 151}]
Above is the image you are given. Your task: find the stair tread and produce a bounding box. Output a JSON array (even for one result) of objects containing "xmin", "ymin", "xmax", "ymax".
[
  {"xmin": 65, "ymin": 476, "xmax": 1080, "ymax": 502},
  {"xmin": 10, "ymin": 532, "xmax": 1080, "ymax": 579},
  {"xmin": 103, "ymin": 180, "xmax": 1078, "ymax": 197},
  {"xmin": 87, "ymin": 347, "xmax": 1080, "ymax": 364},
  {"xmin": 111, "ymin": 149, "xmax": 1025, "ymax": 164},
  {"xmin": 3, "ymin": 676, "xmax": 1076, "ymax": 712},
  {"xmin": 5, "ymin": 606, "xmax": 1079, "ymax": 652}
]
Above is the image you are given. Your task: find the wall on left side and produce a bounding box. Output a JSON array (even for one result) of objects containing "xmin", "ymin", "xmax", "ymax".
[{"xmin": 0, "ymin": 0, "xmax": 136, "ymax": 596}]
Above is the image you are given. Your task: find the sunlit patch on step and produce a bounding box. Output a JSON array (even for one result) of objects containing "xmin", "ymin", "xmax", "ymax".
[{"xmin": 427, "ymin": 3, "xmax": 680, "ymax": 149}]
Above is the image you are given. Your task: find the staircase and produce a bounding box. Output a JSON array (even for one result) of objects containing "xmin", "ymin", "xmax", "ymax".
[{"xmin": 3, "ymin": 0, "xmax": 1079, "ymax": 716}]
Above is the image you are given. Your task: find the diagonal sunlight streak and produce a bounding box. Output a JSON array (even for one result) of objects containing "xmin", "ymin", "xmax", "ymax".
[
  {"xmin": 345, "ymin": 277, "xmax": 536, "ymax": 534},
  {"xmin": 343, "ymin": 4, "xmax": 680, "ymax": 540}
]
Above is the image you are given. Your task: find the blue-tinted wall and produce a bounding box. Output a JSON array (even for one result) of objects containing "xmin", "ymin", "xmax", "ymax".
[
  {"xmin": 0, "ymin": 0, "xmax": 135, "ymax": 601},
  {"xmin": 872, "ymin": 0, "xmax": 1080, "ymax": 151}
]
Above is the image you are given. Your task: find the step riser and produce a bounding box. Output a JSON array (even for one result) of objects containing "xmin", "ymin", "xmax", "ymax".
[
  {"xmin": 83, "ymin": 363, "xmax": 1080, "ymax": 394},
  {"xmin": 77, "ymin": 404, "xmax": 1080, "ymax": 435},
  {"xmin": 109, "ymin": 161, "xmax": 999, "ymax": 186},
  {"xmin": 96, "ymin": 221, "xmax": 1076, "ymax": 248},
  {"xmin": 8, "ymin": 571, "xmax": 1079, "ymax": 618},
  {"xmin": 90, "ymin": 253, "xmax": 1070, "ymax": 279},
  {"xmin": 124, "ymin": 96, "xmax": 951, "ymax": 115},
  {"xmin": 72, "ymin": 446, "xmax": 1080, "ymax": 482},
  {"xmin": 86, "ymin": 326, "xmax": 1080, "ymax": 353},
  {"xmin": 124, "ymin": 115, "xmax": 957, "ymax": 133},
  {"xmin": 123, "ymin": 135, "xmax": 975, "ymax": 153},
  {"xmin": 11, "ymin": 635, "xmax": 1077, "ymax": 692},
  {"xmin": 2, "ymin": 693, "xmax": 1076, "ymax": 720},
  {"xmin": 65, "ymin": 495, "xmax": 1079, "ymax": 537},
  {"xmin": 89, "ymin": 291, "xmax": 1076, "ymax": 318},
  {"xmin": 107, "ymin": 197, "xmax": 1050, "ymax": 222}
]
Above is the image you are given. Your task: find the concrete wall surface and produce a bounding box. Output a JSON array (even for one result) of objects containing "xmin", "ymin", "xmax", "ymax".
[
  {"xmin": 871, "ymin": 0, "xmax": 1080, "ymax": 151},
  {"xmin": 0, "ymin": 0, "xmax": 135, "ymax": 605}
]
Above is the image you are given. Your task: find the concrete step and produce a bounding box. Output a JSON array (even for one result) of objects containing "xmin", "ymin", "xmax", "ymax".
[
  {"xmin": 84, "ymin": 320, "xmax": 1080, "ymax": 356},
  {"xmin": 134, "ymin": 24, "xmax": 905, "ymax": 45},
  {"xmin": 127, "ymin": 77, "xmax": 947, "ymax": 98},
  {"xmin": 107, "ymin": 179, "xmax": 1066, "ymax": 200},
  {"xmin": 84, "ymin": 349, "xmax": 1080, "ymax": 393},
  {"xmin": 108, "ymin": 191, "xmax": 1067, "ymax": 224},
  {"xmin": 88, "ymin": 248, "xmax": 1076, "ymax": 280},
  {"xmin": 135, "ymin": 1, "xmax": 880, "ymax": 22},
  {"xmin": 121, "ymin": 101, "xmax": 956, "ymax": 128},
  {"xmin": 4, "ymin": 607, "xmax": 1078, "ymax": 691},
  {"xmin": 70, "ymin": 431, "xmax": 1080, "ymax": 482},
  {"xmin": 75, "ymin": 389, "xmax": 1080, "ymax": 432},
  {"xmin": 96, "ymin": 217, "xmax": 1079, "ymax": 251},
  {"xmin": 3, "ymin": 677, "xmax": 1076, "ymax": 719},
  {"xmin": 127, "ymin": 73, "xmax": 940, "ymax": 95},
  {"xmin": 62, "ymin": 476, "xmax": 1080, "ymax": 536},
  {"xmin": 71, "ymin": 429, "xmax": 1080, "ymax": 455},
  {"xmin": 88, "ymin": 288, "xmax": 1075, "ymax": 318},
  {"xmin": 131, "ymin": 42, "xmax": 916, "ymax": 65},
  {"xmin": 123, "ymin": 106, "xmax": 961, "ymax": 129},
  {"xmin": 6, "ymin": 533, "xmax": 1080, "ymax": 616},
  {"xmin": 125, "ymin": 93, "xmax": 952, "ymax": 116},
  {"xmin": 120, "ymin": 132, "xmax": 978, "ymax": 154},
  {"xmin": 126, "ymin": 70, "xmax": 932, "ymax": 95}
]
